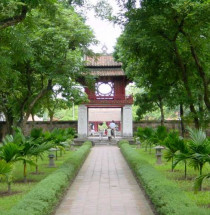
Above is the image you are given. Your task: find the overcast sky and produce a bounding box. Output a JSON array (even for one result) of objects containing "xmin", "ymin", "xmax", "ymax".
[{"xmin": 85, "ymin": 0, "xmax": 122, "ymax": 54}]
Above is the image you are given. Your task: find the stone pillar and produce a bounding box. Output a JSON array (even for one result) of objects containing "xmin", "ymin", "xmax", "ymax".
[
  {"xmin": 78, "ymin": 105, "xmax": 88, "ymax": 138},
  {"xmin": 121, "ymin": 107, "xmax": 123, "ymax": 136},
  {"xmin": 122, "ymin": 105, "xmax": 133, "ymax": 137}
]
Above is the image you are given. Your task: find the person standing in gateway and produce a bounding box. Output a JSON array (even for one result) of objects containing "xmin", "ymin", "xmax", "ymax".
[
  {"xmin": 109, "ymin": 120, "xmax": 116, "ymax": 138},
  {"xmin": 98, "ymin": 123, "xmax": 104, "ymax": 141}
]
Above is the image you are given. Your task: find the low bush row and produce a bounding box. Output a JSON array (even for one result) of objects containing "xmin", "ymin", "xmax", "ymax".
[
  {"xmin": 7, "ymin": 141, "xmax": 92, "ymax": 215},
  {"xmin": 135, "ymin": 126, "xmax": 210, "ymax": 191},
  {"xmin": 119, "ymin": 141, "xmax": 208, "ymax": 215}
]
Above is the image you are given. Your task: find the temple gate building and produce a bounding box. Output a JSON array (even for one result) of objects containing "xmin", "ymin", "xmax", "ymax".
[{"xmin": 78, "ymin": 54, "xmax": 133, "ymax": 137}]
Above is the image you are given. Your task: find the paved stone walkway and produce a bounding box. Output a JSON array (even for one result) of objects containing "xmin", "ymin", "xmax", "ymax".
[{"xmin": 55, "ymin": 145, "xmax": 154, "ymax": 215}]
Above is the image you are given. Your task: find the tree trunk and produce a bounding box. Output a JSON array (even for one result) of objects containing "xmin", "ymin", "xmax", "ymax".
[
  {"xmin": 49, "ymin": 113, "xmax": 53, "ymax": 130},
  {"xmin": 5, "ymin": 109, "xmax": 14, "ymax": 135},
  {"xmin": 180, "ymin": 30, "xmax": 210, "ymax": 111},
  {"xmin": 50, "ymin": 115, "xmax": 53, "ymax": 124},
  {"xmin": 32, "ymin": 114, "xmax": 35, "ymax": 122},
  {"xmin": 149, "ymin": 142, "xmax": 152, "ymax": 154},
  {"xmin": 171, "ymin": 156, "xmax": 174, "ymax": 172},
  {"xmin": 199, "ymin": 163, "xmax": 203, "ymax": 191},
  {"xmin": 174, "ymin": 43, "xmax": 200, "ymax": 129},
  {"xmin": 180, "ymin": 104, "xmax": 185, "ymax": 137},
  {"xmin": 35, "ymin": 157, "xmax": 38, "ymax": 174},
  {"xmin": 5, "ymin": 116, "xmax": 14, "ymax": 135},
  {"xmin": 184, "ymin": 160, "xmax": 187, "ymax": 180},
  {"xmin": 31, "ymin": 113, "xmax": 35, "ymax": 128},
  {"xmin": 145, "ymin": 141, "xmax": 148, "ymax": 152},
  {"xmin": 159, "ymin": 98, "xmax": 165, "ymax": 126},
  {"xmin": 55, "ymin": 149, "xmax": 58, "ymax": 160},
  {"xmin": 0, "ymin": 6, "xmax": 28, "ymax": 30},
  {"xmin": 23, "ymin": 162, "xmax": 27, "ymax": 183},
  {"xmin": 7, "ymin": 181, "xmax": 11, "ymax": 194},
  {"xmin": 198, "ymin": 94, "xmax": 204, "ymax": 126},
  {"xmin": 20, "ymin": 80, "xmax": 52, "ymax": 131},
  {"xmin": 200, "ymin": 164, "xmax": 203, "ymax": 176}
]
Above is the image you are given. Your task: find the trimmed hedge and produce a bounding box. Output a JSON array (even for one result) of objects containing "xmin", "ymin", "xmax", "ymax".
[
  {"xmin": 7, "ymin": 141, "xmax": 92, "ymax": 215},
  {"xmin": 119, "ymin": 140, "xmax": 209, "ymax": 215}
]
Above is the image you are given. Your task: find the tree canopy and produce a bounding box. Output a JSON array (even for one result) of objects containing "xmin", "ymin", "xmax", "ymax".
[
  {"xmin": 114, "ymin": 0, "xmax": 210, "ymax": 129},
  {"xmin": 0, "ymin": 0, "xmax": 95, "ymax": 133}
]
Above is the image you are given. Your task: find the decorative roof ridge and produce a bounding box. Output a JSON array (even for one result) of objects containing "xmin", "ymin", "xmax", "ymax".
[{"xmin": 85, "ymin": 55, "xmax": 122, "ymax": 67}]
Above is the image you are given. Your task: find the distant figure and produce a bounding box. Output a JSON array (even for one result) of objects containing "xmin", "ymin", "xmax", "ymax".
[
  {"xmin": 109, "ymin": 120, "xmax": 116, "ymax": 138},
  {"xmin": 98, "ymin": 123, "xmax": 104, "ymax": 140},
  {"xmin": 102, "ymin": 121, "xmax": 108, "ymax": 131},
  {"xmin": 107, "ymin": 127, "xmax": 112, "ymax": 142},
  {"xmin": 90, "ymin": 123, "xmax": 95, "ymax": 136}
]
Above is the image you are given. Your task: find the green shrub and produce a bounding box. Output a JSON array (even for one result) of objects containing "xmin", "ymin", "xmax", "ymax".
[
  {"xmin": 136, "ymin": 127, "xmax": 154, "ymax": 141},
  {"xmin": 64, "ymin": 127, "xmax": 76, "ymax": 138},
  {"xmin": 153, "ymin": 125, "xmax": 168, "ymax": 144},
  {"xmin": 119, "ymin": 141, "xmax": 208, "ymax": 215},
  {"xmin": 7, "ymin": 141, "xmax": 91, "ymax": 215}
]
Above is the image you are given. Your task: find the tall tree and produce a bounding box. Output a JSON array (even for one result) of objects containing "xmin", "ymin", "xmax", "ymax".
[
  {"xmin": 0, "ymin": 0, "xmax": 56, "ymax": 29},
  {"xmin": 114, "ymin": 0, "xmax": 210, "ymax": 128},
  {"xmin": 0, "ymin": 2, "xmax": 95, "ymax": 133}
]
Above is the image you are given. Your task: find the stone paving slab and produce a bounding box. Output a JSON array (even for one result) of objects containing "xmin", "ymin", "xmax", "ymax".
[{"xmin": 55, "ymin": 145, "xmax": 154, "ymax": 215}]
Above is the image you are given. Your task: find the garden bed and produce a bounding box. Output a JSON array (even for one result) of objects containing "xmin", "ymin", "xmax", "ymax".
[
  {"xmin": 119, "ymin": 140, "xmax": 210, "ymax": 215},
  {"xmin": 0, "ymin": 142, "xmax": 91, "ymax": 215}
]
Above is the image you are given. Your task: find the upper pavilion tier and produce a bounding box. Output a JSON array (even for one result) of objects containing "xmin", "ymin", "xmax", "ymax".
[
  {"xmin": 83, "ymin": 55, "xmax": 133, "ymax": 106},
  {"xmin": 85, "ymin": 55, "xmax": 125, "ymax": 77},
  {"xmin": 86, "ymin": 55, "xmax": 122, "ymax": 67}
]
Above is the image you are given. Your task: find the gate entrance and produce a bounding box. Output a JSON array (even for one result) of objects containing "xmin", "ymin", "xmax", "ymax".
[
  {"xmin": 78, "ymin": 54, "xmax": 133, "ymax": 138},
  {"xmin": 88, "ymin": 108, "xmax": 121, "ymax": 136}
]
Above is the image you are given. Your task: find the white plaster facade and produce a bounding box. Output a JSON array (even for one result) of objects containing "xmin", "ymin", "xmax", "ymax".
[
  {"xmin": 78, "ymin": 105, "xmax": 133, "ymax": 138},
  {"xmin": 89, "ymin": 108, "xmax": 121, "ymax": 121},
  {"xmin": 78, "ymin": 105, "xmax": 88, "ymax": 138},
  {"xmin": 122, "ymin": 105, "xmax": 133, "ymax": 137}
]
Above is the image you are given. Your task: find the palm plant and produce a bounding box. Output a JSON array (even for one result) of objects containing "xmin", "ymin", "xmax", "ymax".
[
  {"xmin": 136, "ymin": 127, "xmax": 155, "ymax": 153},
  {"xmin": 173, "ymin": 146, "xmax": 189, "ymax": 179},
  {"xmin": 2, "ymin": 135, "xmax": 14, "ymax": 145},
  {"xmin": 0, "ymin": 142, "xmax": 22, "ymax": 163},
  {"xmin": 163, "ymin": 130, "xmax": 185, "ymax": 172},
  {"xmin": 194, "ymin": 172, "xmax": 210, "ymax": 193},
  {"xmin": 17, "ymin": 139, "xmax": 37, "ymax": 183},
  {"xmin": 153, "ymin": 125, "xmax": 168, "ymax": 145},
  {"xmin": 187, "ymin": 128, "xmax": 210, "ymax": 177},
  {"xmin": 193, "ymin": 153, "xmax": 210, "ymax": 192},
  {"xmin": 64, "ymin": 127, "xmax": 76, "ymax": 139},
  {"xmin": 0, "ymin": 160, "xmax": 13, "ymax": 193},
  {"xmin": 173, "ymin": 128, "xmax": 209, "ymax": 183},
  {"xmin": 30, "ymin": 128, "xmax": 43, "ymax": 139},
  {"xmin": 0, "ymin": 137, "xmax": 22, "ymax": 193},
  {"xmin": 143, "ymin": 127, "xmax": 155, "ymax": 153},
  {"xmin": 30, "ymin": 140, "xmax": 52, "ymax": 174},
  {"xmin": 13, "ymin": 127, "xmax": 51, "ymax": 182},
  {"xmin": 49, "ymin": 128, "xmax": 68, "ymax": 159},
  {"xmin": 30, "ymin": 128, "xmax": 52, "ymax": 174},
  {"xmin": 136, "ymin": 127, "xmax": 145, "ymax": 140},
  {"xmin": 0, "ymin": 160, "xmax": 13, "ymax": 176}
]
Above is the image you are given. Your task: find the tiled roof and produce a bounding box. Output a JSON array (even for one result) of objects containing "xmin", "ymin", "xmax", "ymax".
[
  {"xmin": 90, "ymin": 68, "xmax": 125, "ymax": 76},
  {"xmin": 86, "ymin": 55, "xmax": 122, "ymax": 67}
]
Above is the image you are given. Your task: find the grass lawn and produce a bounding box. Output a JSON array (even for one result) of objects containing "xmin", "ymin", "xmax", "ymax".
[
  {"xmin": 0, "ymin": 150, "xmax": 74, "ymax": 214},
  {"xmin": 136, "ymin": 147, "xmax": 210, "ymax": 210}
]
